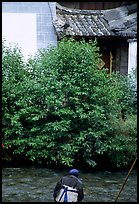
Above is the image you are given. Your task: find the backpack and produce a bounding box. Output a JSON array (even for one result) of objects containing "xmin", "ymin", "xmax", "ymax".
[{"xmin": 55, "ymin": 185, "xmax": 78, "ymax": 202}]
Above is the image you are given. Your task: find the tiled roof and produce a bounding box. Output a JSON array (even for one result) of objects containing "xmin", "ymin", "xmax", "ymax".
[
  {"xmin": 53, "ymin": 3, "xmax": 137, "ymax": 39},
  {"xmin": 103, "ymin": 3, "xmax": 137, "ymax": 37}
]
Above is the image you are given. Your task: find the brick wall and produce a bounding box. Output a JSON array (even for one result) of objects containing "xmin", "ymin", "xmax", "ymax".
[{"xmin": 2, "ymin": 2, "xmax": 57, "ymax": 54}]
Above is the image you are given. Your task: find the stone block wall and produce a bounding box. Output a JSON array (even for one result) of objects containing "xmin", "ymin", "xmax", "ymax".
[{"xmin": 2, "ymin": 2, "xmax": 57, "ymax": 55}]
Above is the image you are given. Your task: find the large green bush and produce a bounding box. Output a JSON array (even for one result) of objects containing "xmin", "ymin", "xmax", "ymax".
[{"xmin": 2, "ymin": 38, "xmax": 137, "ymax": 169}]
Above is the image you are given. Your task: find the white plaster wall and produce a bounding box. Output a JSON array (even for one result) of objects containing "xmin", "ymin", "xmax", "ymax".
[
  {"xmin": 2, "ymin": 13, "xmax": 37, "ymax": 60},
  {"xmin": 128, "ymin": 39, "xmax": 137, "ymax": 75},
  {"xmin": 2, "ymin": 2, "xmax": 57, "ymax": 61}
]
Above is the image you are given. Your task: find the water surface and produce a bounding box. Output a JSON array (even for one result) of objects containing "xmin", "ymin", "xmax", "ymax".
[{"xmin": 2, "ymin": 167, "xmax": 137, "ymax": 202}]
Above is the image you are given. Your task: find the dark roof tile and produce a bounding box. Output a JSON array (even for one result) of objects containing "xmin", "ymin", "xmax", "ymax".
[{"xmin": 53, "ymin": 3, "xmax": 137, "ymax": 39}]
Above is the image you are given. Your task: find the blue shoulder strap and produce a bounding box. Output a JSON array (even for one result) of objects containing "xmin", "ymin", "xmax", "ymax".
[
  {"xmin": 59, "ymin": 187, "xmax": 68, "ymax": 202},
  {"xmin": 64, "ymin": 188, "xmax": 68, "ymax": 202}
]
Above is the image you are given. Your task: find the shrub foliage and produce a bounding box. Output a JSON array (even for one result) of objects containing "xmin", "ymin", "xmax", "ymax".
[{"xmin": 2, "ymin": 38, "xmax": 137, "ymax": 169}]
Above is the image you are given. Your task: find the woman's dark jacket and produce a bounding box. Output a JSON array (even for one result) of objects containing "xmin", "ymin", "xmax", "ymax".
[{"xmin": 53, "ymin": 175, "xmax": 84, "ymax": 202}]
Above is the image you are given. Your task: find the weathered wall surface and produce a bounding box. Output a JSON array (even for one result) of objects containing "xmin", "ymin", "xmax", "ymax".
[{"xmin": 2, "ymin": 2, "xmax": 57, "ymax": 59}]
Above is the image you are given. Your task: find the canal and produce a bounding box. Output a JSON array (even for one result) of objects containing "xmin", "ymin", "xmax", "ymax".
[{"xmin": 2, "ymin": 167, "xmax": 137, "ymax": 202}]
